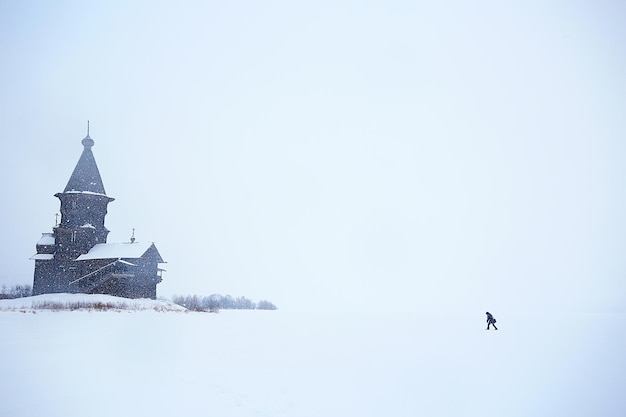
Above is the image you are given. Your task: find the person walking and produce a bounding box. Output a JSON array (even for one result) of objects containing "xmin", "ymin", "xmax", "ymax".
[{"xmin": 486, "ymin": 312, "xmax": 498, "ymax": 330}]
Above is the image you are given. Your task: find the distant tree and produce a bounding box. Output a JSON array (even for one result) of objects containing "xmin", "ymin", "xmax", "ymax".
[
  {"xmin": 234, "ymin": 296, "xmax": 255, "ymax": 310},
  {"xmin": 206, "ymin": 294, "xmax": 223, "ymax": 311},
  {"xmin": 257, "ymin": 300, "xmax": 277, "ymax": 310},
  {"xmin": 172, "ymin": 294, "xmax": 203, "ymax": 311},
  {"xmin": 0, "ymin": 284, "xmax": 32, "ymax": 299},
  {"xmin": 0, "ymin": 284, "xmax": 8, "ymax": 300},
  {"xmin": 222, "ymin": 295, "xmax": 234, "ymax": 309},
  {"xmin": 13, "ymin": 284, "xmax": 32, "ymax": 298},
  {"xmin": 170, "ymin": 293, "xmax": 277, "ymax": 312}
]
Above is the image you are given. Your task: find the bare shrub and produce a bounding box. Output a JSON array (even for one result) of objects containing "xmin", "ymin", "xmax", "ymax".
[
  {"xmin": 32, "ymin": 300, "xmax": 125, "ymax": 311},
  {"xmin": 33, "ymin": 301, "xmax": 65, "ymax": 311}
]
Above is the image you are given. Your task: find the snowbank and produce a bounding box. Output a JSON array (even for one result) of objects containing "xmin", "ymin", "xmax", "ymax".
[{"xmin": 0, "ymin": 293, "xmax": 186, "ymax": 312}]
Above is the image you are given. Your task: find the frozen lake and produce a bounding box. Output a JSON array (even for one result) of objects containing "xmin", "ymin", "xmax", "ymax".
[{"xmin": 1, "ymin": 298, "xmax": 624, "ymax": 417}]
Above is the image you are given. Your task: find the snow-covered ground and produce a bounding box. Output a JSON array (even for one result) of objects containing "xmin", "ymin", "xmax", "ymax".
[
  {"xmin": 1, "ymin": 295, "xmax": 624, "ymax": 417},
  {"xmin": 0, "ymin": 293, "xmax": 186, "ymax": 312}
]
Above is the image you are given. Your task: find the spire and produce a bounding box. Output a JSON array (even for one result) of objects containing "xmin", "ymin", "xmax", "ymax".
[
  {"xmin": 81, "ymin": 120, "xmax": 94, "ymax": 149},
  {"xmin": 63, "ymin": 125, "xmax": 107, "ymax": 195}
]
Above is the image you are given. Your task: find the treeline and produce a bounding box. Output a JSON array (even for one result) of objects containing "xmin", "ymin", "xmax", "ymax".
[
  {"xmin": 0, "ymin": 284, "xmax": 32, "ymax": 299},
  {"xmin": 171, "ymin": 294, "xmax": 277, "ymax": 312}
]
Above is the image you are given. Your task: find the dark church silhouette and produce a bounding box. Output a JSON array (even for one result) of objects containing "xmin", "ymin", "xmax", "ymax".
[{"xmin": 31, "ymin": 129, "xmax": 165, "ymax": 299}]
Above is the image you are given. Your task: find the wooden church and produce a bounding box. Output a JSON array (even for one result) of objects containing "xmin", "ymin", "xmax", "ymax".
[{"xmin": 31, "ymin": 129, "xmax": 165, "ymax": 299}]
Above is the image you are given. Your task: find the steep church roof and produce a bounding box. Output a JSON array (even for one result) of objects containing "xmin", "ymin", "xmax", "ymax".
[{"xmin": 63, "ymin": 134, "xmax": 108, "ymax": 195}]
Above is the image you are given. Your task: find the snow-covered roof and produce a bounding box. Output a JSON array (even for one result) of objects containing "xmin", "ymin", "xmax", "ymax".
[
  {"xmin": 76, "ymin": 242, "xmax": 162, "ymax": 261},
  {"xmin": 61, "ymin": 190, "xmax": 110, "ymax": 198},
  {"xmin": 30, "ymin": 254, "xmax": 54, "ymax": 260},
  {"xmin": 37, "ymin": 233, "xmax": 55, "ymax": 246}
]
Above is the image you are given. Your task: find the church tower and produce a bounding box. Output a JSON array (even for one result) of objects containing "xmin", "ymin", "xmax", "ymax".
[{"xmin": 53, "ymin": 131, "xmax": 114, "ymax": 261}]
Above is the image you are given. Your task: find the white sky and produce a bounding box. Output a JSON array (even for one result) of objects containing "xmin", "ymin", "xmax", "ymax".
[{"xmin": 1, "ymin": 0, "xmax": 625, "ymax": 313}]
